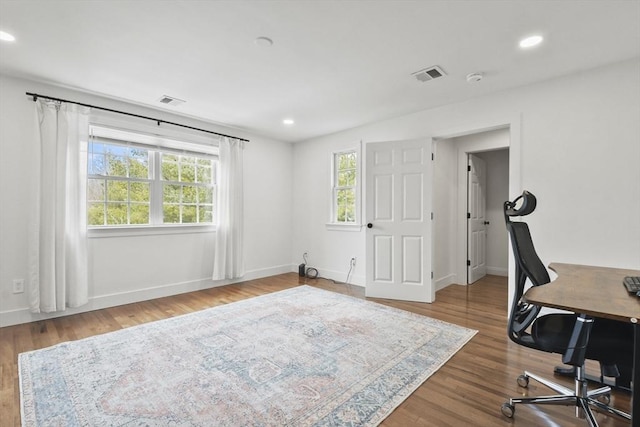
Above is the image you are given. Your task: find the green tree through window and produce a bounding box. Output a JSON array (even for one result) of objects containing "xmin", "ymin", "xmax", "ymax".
[
  {"xmin": 333, "ymin": 150, "xmax": 358, "ymax": 223},
  {"xmin": 87, "ymin": 138, "xmax": 216, "ymax": 227}
]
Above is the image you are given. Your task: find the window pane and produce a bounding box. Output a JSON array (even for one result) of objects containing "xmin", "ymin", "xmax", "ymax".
[
  {"xmin": 345, "ymin": 204, "xmax": 356, "ymax": 223},
  {"xmin": 106, "ymin": 144, "xmax": 128, "ymax": 156},
  {"xmin": 180, "ymin": 163, "xmax": 195, "ymax": 183},
  {"xmin": 163, "ymin": 204, "xmax": 180, "ymax": 223},
  {"xmin": 128, "ymin": 153, "xmax": 148, "ymax": 178},
  {"xmin": 338, "ymin": 170, "xmax": 356, "ymax": 187},
  {"xmin": 87, "ymin": 179, "xmax": 105, "ymax": 202},
  {"xmin": 182, "ymin": 185, "xmax": 197, "ymax": 203},
  {"xmin": 182, "ymin": 205, "xmax": 197, "ymax": 223},
  {"xmin": 197, "ymin": 165, "xmax": 212, "ymax": 183},
  {"xmin": 107, "ymin": 155, "xmax": 128, "ymax": 177},
  {"xmin": 346, "ymin": 170, "xmax": 356, "ymax": 185},
  {"xmin": 107, "ymin": 180, "xmax": 128, "ymax": 202},
  {"xmin": 106, "ymin": 203, "xmax": 127, "ymax": 225},
  {"xmin": 88, "ymin": 153, "xmax": 106, "ymax": 175},
  {"xmin": 337, "ymin": 205, "xmax": 346, "ymax": 223},
  {"xmin": 130, "ymin": 182, "xmax": 150, "ymax": 202},
  {"xmin": 162, "ymin": 159, "xmax": 179, "ymax": 181},
  {"xmin": 88, "ymin": 203, "xmax": 105, "ymax": 226},
  {"xmin": 346, "ymin": 153, "xmax": 356, "ymax": 168},
  {"xmin": 90, "ymin": 142, "xmax": 105, "ymax": 154},
  {"xmin": 163, "ymin": 184, "xmax": 180, "ymax": 203},
  {"xmin": 129, "ymin": 204, "xmax": 149, "ymax": 225},
  {"xmin": 198, "ymin": 187, "xmax": 213, "ymax": 204},
  {"xmin": 199, "ymin": 206, "xmax": 213, "ymax": 223}
]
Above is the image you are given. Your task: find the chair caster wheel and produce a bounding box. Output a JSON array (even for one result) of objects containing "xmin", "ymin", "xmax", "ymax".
[
  {"xmin": 517, "ymin": 374, "xmax": 529, "ymax": 388},
  {"xmin": 501, "ymin": 402, "xmax": 515, "ymax": 418},
  {"xmin": 597, "ymin": 394, "xmax": 611, "ymax": 405}
]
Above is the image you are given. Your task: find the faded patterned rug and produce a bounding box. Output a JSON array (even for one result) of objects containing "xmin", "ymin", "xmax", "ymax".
[{"xmin": 19, "ymin": 285, "xmax": 476, "ymax": 426}]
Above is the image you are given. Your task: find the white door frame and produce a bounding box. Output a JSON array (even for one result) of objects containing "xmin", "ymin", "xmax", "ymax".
[{"xmin": 429, "ymin": 114, "xmax": 521, "ymax": 310}]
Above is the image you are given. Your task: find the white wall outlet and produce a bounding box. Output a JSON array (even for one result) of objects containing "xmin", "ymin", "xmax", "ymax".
[{"xmin": 12, "ymin": 279, "xmax": 25, "ymax": 294}]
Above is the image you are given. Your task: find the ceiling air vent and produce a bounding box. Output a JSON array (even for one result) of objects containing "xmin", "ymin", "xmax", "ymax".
[
  {"xmin": 157, "ymin": 95, "xmax": 185, "ymax": 107},
  {"xmin": 412, "ymin": 65, "xmax": 447, "ymax": 82}
]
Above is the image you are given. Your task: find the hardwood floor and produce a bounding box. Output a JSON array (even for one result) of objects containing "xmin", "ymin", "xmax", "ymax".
[{"xmin": 0, "ymin": 273, "xmax": 631, "ymax": 426}]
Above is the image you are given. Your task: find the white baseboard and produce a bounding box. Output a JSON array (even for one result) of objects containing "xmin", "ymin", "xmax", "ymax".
[
  {"xmin": 487, "ymin": 266, "xmax": 508, "ymax": 277},
  {"xmin": 0, "ymin": 264, "xmax": 294, "ymax": 327},
  {"xmin": 434, "ymin": 273, "xmax": 457, "ymax": 291}
]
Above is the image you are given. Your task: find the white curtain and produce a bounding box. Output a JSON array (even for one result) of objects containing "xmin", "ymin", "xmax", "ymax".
[
  {"xmin": 28, "ymin": 100, "xmax": 90, "ymax": 313},
  {"xmin": 212, "ymin": 137, "xmax": 245, "ymax": 280}
]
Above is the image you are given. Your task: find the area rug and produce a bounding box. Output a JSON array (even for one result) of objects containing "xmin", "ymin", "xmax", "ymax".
[{"xmin": 19, "ymin": 285, "xmax": 476, "ymax": 426}]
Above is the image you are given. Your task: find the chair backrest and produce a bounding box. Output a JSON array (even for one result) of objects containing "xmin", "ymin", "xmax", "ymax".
[{"xmin": 504, "ymin": 191, "xmax": 550, "ymax": 347}]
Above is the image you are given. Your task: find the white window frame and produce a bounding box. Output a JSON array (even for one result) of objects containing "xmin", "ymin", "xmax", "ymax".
[
  {"xmin": 326, "ymin": 143, "xmax": 362, "ymax": 231},
  {"xmin": 87, "ymin": 125, "xmax": 219, "ymax": 237}
]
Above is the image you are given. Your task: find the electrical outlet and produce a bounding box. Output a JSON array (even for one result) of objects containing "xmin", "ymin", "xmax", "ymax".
[{"xmin": 13, "ymin": 279, "xmax": 25, "ymax": 294}]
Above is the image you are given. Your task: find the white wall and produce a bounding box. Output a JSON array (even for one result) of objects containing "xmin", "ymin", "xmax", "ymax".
[
  {"xmin": 292, "ymin": 58, "xmax": 640, "ymax": 299},
  {"xmin": 291, "ymin": 138, "xmax": 365, "ymax": 284},
  {"xmin": 0, "ymin": 74, "xmax": 293, "ymax": 326}
]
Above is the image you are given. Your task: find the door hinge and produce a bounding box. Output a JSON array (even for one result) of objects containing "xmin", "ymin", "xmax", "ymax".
[
  {"xmin": 467, "ymin": 165, "xmax": 471, "ymax": 172},
  {"xmin": 431, "ymin": 152, "xmax": 434, "ymax": 161},
  {"xmin": 467, "ymin": 260, "xmax": 471, "ymax": 266},
  {"xmin": 467, "ymin": 212, "xmax": 471, "ymax": 219},
  {"xmin": 431, "ymin": 212, "xmax": 434, "ymax": 220},
  {"xmin": 431, "ymin": 271, "xmax": 434, "ymax": 279}
]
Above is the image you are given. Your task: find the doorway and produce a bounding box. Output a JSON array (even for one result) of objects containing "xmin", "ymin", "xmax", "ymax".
[{"xmin": 432, "ymin": 128, "xmax": 510, "ymax": 289}]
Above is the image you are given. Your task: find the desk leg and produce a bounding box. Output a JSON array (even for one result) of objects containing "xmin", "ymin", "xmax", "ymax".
[{"xmin": 633, "ymin": 322, "xmax": 639, "ymax": 427}]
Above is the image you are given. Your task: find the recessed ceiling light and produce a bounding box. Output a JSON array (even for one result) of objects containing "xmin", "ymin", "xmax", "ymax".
[
  {"xmin": 0, "ymin": 31, "xmax": 16, "ymax": 42},
  {"xmin": 283, "ymin": 118, "xmax": 294, "ymax": 126},
  {"xmin": 255, "ymin": 37, "xmax": 273, "ymax": 47},
  {"xmin": 519, "ymin": 35, "xmax": 543, "ymax": 49}
]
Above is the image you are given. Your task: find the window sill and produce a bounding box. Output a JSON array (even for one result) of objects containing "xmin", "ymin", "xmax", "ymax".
[
  {"xmin": 325, "ymin": 223, "xmax": 363, "ymax": 232},
  {"xmin": 88, "ymin": 224, "xmax": 216, "ymax": 238}
]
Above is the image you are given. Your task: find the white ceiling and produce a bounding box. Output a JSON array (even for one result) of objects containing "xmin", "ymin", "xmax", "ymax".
[{"xmin": 1, "ymin": 1, "xmax": 639, "ymax": 143}]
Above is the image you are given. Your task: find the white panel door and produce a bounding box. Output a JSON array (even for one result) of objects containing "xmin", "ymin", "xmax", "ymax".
[
  {"xmin": 365, "ymin": 139, "xmax": 433, "ymax": 302},
  {"xmin": 467, "ymin": 154, "xmax": 487, "ymax": 284}
]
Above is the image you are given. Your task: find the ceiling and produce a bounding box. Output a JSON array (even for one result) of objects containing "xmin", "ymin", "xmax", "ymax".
[{"xmin": 1, "ymin": 1, "xmax": 638, "ymax": 143}]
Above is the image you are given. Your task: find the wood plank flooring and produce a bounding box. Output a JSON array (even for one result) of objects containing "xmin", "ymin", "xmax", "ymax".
[{"xmin": 0, "ymin": 273, "xmax": 631, "ymax": 426}]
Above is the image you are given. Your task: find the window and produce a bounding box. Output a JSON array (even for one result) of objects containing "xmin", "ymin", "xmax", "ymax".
[
  {"xmin": 87, "ymin": 128, "xmax": 216, "ymax": 228},
  {"xmin": 161, "ymin": 153, "xmax": 214, "ymax": 224},
  {"xmin": 331, "ymin": 149, "xmax": 359, "ymax": 225}
]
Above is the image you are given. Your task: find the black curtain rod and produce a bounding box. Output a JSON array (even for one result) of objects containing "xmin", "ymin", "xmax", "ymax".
[{"xmin": 26, "ymin": 92, "xmax": 250, "ymax": 143}]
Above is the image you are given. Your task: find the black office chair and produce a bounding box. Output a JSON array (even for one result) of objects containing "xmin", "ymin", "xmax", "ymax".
[{"xmin": 500, "ymin": 191, "xmax": 632, "ymax": 426}]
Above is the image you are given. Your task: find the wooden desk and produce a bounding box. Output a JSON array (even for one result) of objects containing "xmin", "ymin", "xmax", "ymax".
[{"xmin": 524, "ymin": 263, "xmax": 640, "ymax": 426}]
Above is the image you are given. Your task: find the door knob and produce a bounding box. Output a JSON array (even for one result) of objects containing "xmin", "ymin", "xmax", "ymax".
[{"xmin": 367, "ymin": 223, "xmax": 373, "ymax": 228}]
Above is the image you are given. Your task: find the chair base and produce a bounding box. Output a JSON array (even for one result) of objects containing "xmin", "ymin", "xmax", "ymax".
[
  {"xmin": 554, "ymin": 364, "xmax": 633, "ymax": 393},
  {"xmin": 501, "ymin": 368, "xmax": 630, "ymax": 426}
]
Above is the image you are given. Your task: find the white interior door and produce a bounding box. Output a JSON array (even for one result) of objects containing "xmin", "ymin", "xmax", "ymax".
[
  {"xmin": 467, "ymin": 154, "xmax": 487, "ymax": 283},
  {"xmin": 365, "ymin": 139, "xmax": 433, "ymax": 302}
]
